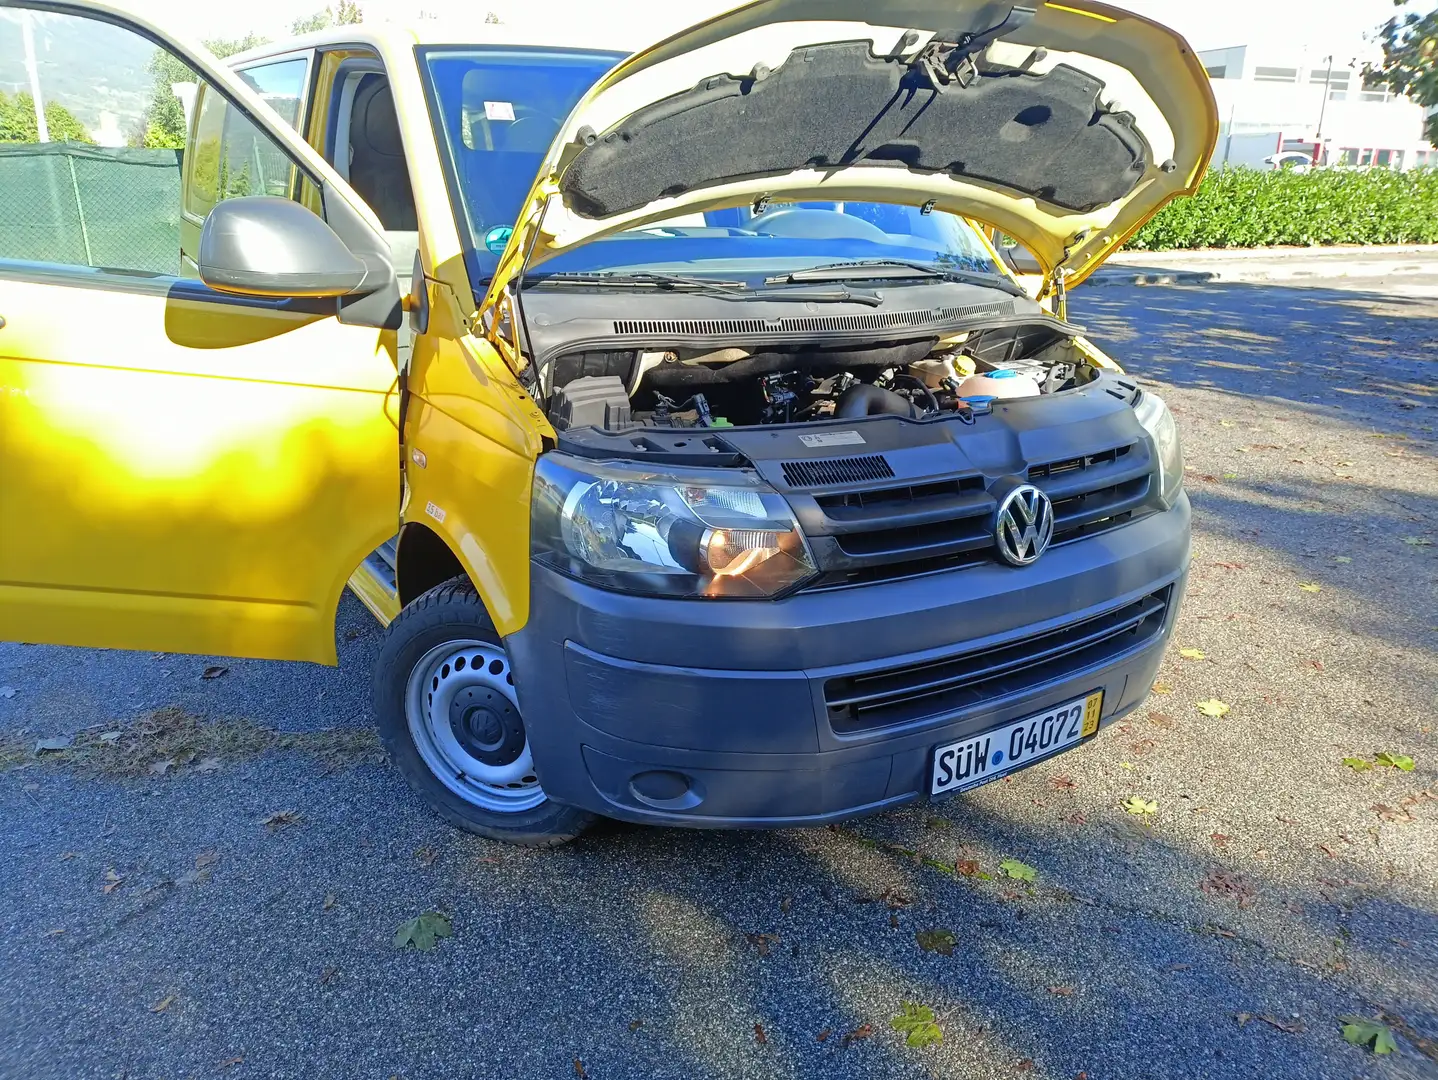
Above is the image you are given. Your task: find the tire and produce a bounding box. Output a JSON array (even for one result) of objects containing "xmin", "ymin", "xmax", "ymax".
[{"xmin": 373, "ymin": 575, "xmax": 595, "ymax": 846}]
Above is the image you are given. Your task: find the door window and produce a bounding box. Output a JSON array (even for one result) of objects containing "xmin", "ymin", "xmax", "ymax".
[
  {"xmin": 235, "ymin": 58, "xmax": 311, "ymax": 132},
  {"xmin": 0, "ymin": 7, "xmax": 318, "ymax": 279}
]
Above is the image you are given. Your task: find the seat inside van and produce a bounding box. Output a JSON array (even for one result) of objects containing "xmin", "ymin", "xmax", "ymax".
[{"xmin": 333, "ymin": 72, "xmax": 418, "ymax": 289}]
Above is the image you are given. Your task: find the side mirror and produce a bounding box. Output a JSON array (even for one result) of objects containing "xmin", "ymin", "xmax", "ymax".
[{"xmin": 199, "ymin": 196, "xmax": 374, "ymax": 299}]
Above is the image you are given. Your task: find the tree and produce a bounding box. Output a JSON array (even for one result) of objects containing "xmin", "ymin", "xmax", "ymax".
[
  {"xmin": 135, "ymin": 34, "xmax": 269, "ymax": 149},
  {"xmin": 290, "ymin": 2, "xmax": 363, "ymax": 36},
  {"xmin": 0, "ymin": 90, "xmax": 95, "ymax": 144},
  {"xmin": 1368, "ymin": 2, "xmax": 1438, "ymax": 143}
]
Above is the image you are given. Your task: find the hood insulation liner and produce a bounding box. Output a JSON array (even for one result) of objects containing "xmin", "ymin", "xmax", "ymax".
[{"xmin": 561, "ymin": 41, "xmax": 1152, "ymax": 220}]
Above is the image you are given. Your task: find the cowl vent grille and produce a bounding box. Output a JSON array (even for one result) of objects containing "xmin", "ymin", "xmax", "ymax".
[
  {"xmin": 612, "ymin": 301, "xmax": 1013, "ymax": 339},
  {"xmin": 781, "ymin": 454, "xmax": 895, "ymax": 488}
]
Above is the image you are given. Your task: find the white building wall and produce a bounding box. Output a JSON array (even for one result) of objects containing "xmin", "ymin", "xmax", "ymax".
[{"xmin": 1199, "ymin": 44, "xmax": 1435, "ymax": 169}]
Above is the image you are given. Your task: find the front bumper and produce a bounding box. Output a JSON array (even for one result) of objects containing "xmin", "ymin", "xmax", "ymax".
[{"xmin": 506, "ymin": 495, "xmax": 1190, "ymax": 827}]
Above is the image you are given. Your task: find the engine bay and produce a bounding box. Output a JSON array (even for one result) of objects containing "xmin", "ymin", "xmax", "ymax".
[{"xmin": 542, "ymin": 321, "xmax": 1096, "ymax": 433}]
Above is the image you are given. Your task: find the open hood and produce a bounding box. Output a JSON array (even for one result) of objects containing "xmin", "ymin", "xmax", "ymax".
[{"xmin": 482, "ymin": 0, "xmax": 1218, "ymax": 364}]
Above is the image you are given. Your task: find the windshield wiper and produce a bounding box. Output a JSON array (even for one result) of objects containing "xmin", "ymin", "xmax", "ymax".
[
  {"xmin": 530, "ymin": 270, "xmax": 884, "ymax": 306},
  {"xmin": 769, "ymin": 259, "xmax": 1030, "ymax": 300}
]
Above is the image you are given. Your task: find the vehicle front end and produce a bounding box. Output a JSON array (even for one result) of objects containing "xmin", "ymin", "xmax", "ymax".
[{"xmin": 380, "ymin": 0, "xmax": 1215, "ymax": 842}]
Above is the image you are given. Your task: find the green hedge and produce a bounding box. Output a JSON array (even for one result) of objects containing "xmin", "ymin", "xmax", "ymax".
[{"xmin": 1124, "ymin": 167, "xmax": 1438, "ymax": 250}]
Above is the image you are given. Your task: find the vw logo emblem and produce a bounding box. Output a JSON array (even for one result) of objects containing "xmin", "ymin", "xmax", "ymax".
[{"xmin": 994, "ymin": 484, "xmax": 1055, "ymax": 566}]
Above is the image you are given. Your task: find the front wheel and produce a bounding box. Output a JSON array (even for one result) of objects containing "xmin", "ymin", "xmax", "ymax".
[{"xmin": 372, "ymin": 576, "xmax": 594, "ymax": 846}]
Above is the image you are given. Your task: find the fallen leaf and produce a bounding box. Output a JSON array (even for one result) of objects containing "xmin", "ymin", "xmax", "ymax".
[
  {"xmin": 1256, "ymin": 1015, "xmax": 1305, "ymax": 1034},
  {"xmin": 1213, "ymin": 561, "xmax": 1245, "ymax": 570},
  {"xmin": 1165, "ymin": 963, "xmax": 1192, "ymax": 972},
  {"xmin": 415, "ymin": 845, "xmax": 441, "ymax": 867},
  {"xmin": 1219, "ymin": 419, "xmax": 1235, "ymax": 427},
  {"xmin": 1016, "ymin": 1060, "xmax": 1035, "ymax": 1071},
  {"xmin": 955, "ymin": 859, "xmax": 981, "ymax": 877},
  {"xmin": 98, "ymin": 731, "xmax": 123, "ymax": 742},
  {"xmin": 149, "ymin": 759, "xmax": 175, "ymax": 777},
  {"xmin": 261, "ymin": 810, "xmax": 301, "ymax": 832},
  {"xmin": 746, "ymin": 932, "xmax": 781, "ymax": 957},
  {"xmin": 1343, "ymin": 757, "xmax": 1372, "ymax": 771},
  {"xmin": 1298, "ymin": 583, "xmax": 1322, "ymax": 593},
  {"xmin": 1210, "ymin": 833, "xmax": 1231, "ymax": 846},
  {"xmin": 1236, "ymin": 1012, "xmax": 1253, "ymax": 1028},
  {"xmin": 1150, "ymin": 681, "xmax": 1174, "ymax": 695},
  {"xmin": 573, "ymin": 1058, "xmax": 588, "ymax": 1078},
  {"xmin": 323, "ymin": 891, "xmax": 338, "ymax": 912},
  {"xmin": 1000, "ymin": 859, "xmax": 1036, "ymax": 882},
  {"xmin": 393, "ymin": 911, "xmax": 452, "ymax": 951},
  {"xmin": 34, "ymin": 736, "xmax": 73, "ymax": 754},
  {"xmin": 1200, "ymin": 869, "xmax": 1256, "ymax": 908},
  {"xmin": 1123, "ymin": 796, "xmax": 1158, "ymax": 816},
  {"xmin": 102, "ymin": 868, "xmax": 124, "ymax": 894},
  {"xmin": 816, "ymin": 1028, "xmax": 831, "ymax": 1043},
  {"xmin": 201, "ymin": 665, "xmax": 229, "ymax": 679},
  {"xmin": 1374, "ymin": 752, "xmax": 1415, "ymax": 772},
  {"xmin": 150, "ymin": 995, "xmax": 176, "ymax": 1013},
  {"xmin": 319, "ymin": 965, "xmax": 340, "ymax": 984},
  {"xmin": 890, "ymin": 1002, "xmax": 943, "ymax": 1048},
  {"xmin": 1179, "ymin": 648, "xmax": 1206, "ymax": 661},
  {"xmin": 1196, "ymin": 699, "xmax": 1230, "ymax": 718},
  {"xmin": 628, "ymin": 1019, "xmax": 644, "ymax": 1032},
  {"xmin": 1372, "ymin": 803, "xmax": 1414, "ymax": 824},
  {"xmin": 1048, "ymin": 985, "xmax": 1075, "ymax": 996},
  {"xmin": 1305, "ymin": 659, "xmax": 1324, "ymax": 671},
  {"xmin": 218, "ymin": 1057, "xmax": 244, "ymax": 1068},
  {"xmin": 0, "ymin": 686, "xmax": 15, "ymax": 698},
  {"xmin": 1118, "ymin": 761, "xmax": 1136, "ymax": 770},
  {"xmin": 841, "ymin": 1023, "xmax": 873, "ymax": 1047},
  {"xmin": 1222, "ymin": 473, "xmax": 1239, "ymax": 480},
  {"xmin": 754, "ymin": 1023, "xmax": 768, "ymax": 1045},
  {"xmin": 780, "ymin": 896, "xmax": 793, "ymax": 913},
  {"xmin": 1066, "ymin": 812, "xmax": 1088, "ymax": 825},
  {"xmin": 1339, "ymin": 1016, "xmax": 1397, "ymax": 1055},
  {"xmin": 1048, "ymin": 775, "xmax": 1076, "ymax": 790},
  {"xmin": 915, "ymin": 928, "xmax": 957, "ymax": 956},
  {"xmin": 195, "ymin": 756, "xmax": 222, "ymax": 773},
  {"xmin": 1402, "ymin": 536, "xmax": 1433, "ymax": 547},
  {"xmin": 1149, "ymin": 713, "xmax": 1175, "ymax": 729},
  {"xmin": 1334, "ymin": 556, "xmax": 1352, "ymax": 564}
]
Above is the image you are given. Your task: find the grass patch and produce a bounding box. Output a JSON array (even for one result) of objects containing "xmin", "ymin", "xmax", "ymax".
[{"xmin": 0, "ymin": 706, "xmax": 383, "ymax": 778}]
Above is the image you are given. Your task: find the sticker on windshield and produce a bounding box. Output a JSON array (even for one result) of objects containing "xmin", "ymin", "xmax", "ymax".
[
  {"xmin": 484, "ymin": 100, "xmax": 515, "ymax": 121},
  {"xmin": 484, "ymin": 225, "xmax": 514, "ymax": 255},
  {"xmin": 799, "ymin": 430, "xmax": 866, "ymax": 448}
]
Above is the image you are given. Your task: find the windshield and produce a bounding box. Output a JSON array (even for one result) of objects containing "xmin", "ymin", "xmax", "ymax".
[{"xmin": 420, "ymin": 47, "xmax": 1006, "ymax": 295}]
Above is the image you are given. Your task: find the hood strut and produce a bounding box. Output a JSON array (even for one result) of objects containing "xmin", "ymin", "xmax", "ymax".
[{"xmin": 912, "ymin": 5, "xmax": 1036, "ymax": 90}]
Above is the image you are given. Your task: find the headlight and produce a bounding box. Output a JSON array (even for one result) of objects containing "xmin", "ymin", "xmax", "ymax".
[
  {"xmin": 531, "ymin": 453, "xmax": 817, "ymax": 598},
  {"xmin": 1134, "ymin": 390, "xmax": 1183, "ymax": 508}
]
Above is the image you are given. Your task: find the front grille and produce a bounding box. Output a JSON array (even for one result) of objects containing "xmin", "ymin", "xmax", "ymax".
[
  {"xmin": 1028, "ymin": 442, "xmax": 1153, "ymax": 544},
  {"xmin": 781, "ymin": 454, "xmax": 894, "ymax": 488},
  {"xmin": 813, "ymin": 476, "xmax": 991, "ymax": 564},
  {"xmin": 823, "ymin": 587, "xmax": 1172, "ymax": 732}
]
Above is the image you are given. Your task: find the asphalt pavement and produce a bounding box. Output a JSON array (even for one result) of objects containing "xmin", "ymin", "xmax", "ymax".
[{"xmin": 2, "ymin": 275, "xmax": 1436, "ymax": 1080}]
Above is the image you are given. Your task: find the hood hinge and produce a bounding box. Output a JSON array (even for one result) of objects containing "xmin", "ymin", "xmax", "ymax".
[{"xmin": 911, "ymin": 5, "xmax": 1036, "ymax": 90}]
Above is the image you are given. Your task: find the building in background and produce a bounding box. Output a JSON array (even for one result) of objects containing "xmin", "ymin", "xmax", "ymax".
[{"xmin": 1199, "ymin": 44, "xmax": 1435, "ymax": 169}]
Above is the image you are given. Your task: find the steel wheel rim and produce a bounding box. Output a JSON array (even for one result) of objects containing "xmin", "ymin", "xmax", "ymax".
[{"xmin": 404, "ymin": 639, "xmax": 545, "ymax": 813}]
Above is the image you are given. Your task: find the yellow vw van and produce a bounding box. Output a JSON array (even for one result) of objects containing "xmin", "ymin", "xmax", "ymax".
[{"xmin": 0, "ymin": 0, "xmax": 1215, "ymax": 844}]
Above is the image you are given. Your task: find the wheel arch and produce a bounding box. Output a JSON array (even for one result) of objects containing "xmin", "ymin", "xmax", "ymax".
[{"xmin": 396, "ymin": 521, "xmax": 469, "ymax": 608}]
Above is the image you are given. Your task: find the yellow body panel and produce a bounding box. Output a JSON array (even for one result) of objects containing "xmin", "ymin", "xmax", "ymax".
[
  {"xmin": 399, "ymin": 280, "xmax": 551, "ymax": 637},
  {"xmin": 0, "ymin": 277, "xmax": 399, "ymax": 663}
]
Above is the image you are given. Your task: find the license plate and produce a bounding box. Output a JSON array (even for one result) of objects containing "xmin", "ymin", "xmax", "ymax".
[{"xmin": 931, "ymin": 690, "xmax": 1103, "ymax": 797}]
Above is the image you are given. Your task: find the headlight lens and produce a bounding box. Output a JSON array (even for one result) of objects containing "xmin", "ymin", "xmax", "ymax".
[
  {"xmin": 1134, "ymin": 390, "xmax": 1184, "ymax": 508},
  {"xmin": 532, "ymin": 453, "xmax": 817, "ymax": 597}
]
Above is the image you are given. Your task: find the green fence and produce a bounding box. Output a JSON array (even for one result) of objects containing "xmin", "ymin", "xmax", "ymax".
[{"xmin": 0, "ymin": 143, "xmax": 183, "ymax": 275}]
